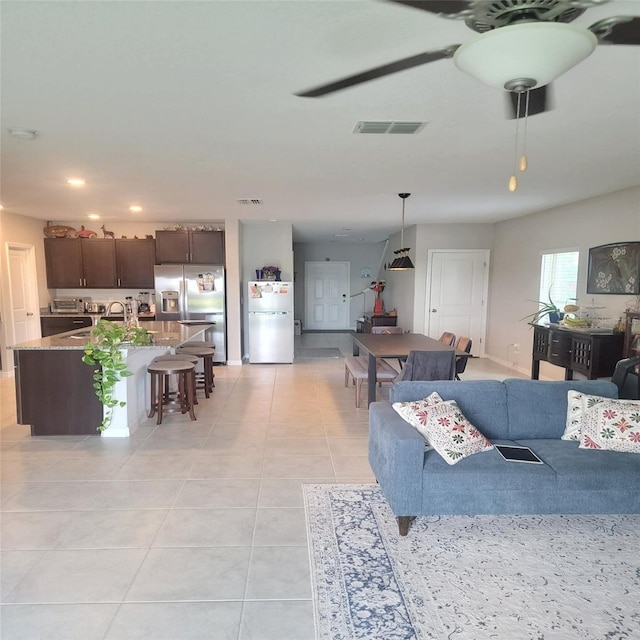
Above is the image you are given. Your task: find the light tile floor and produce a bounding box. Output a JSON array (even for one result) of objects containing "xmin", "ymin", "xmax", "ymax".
[{"xmin": 0, "ymin": 333, "xmax": 522, "ymax": 639}]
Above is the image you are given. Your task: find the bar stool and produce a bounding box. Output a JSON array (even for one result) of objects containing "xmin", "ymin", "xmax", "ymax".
[
  {"xmin": 153, "ymin": 353, "xmax": 199, "ymax": 404},
  {"xmin": 182, "ymin": 341, "xmax": 216, "ymax": 388},
  {"xmin": 176, "ymin": 345, "xmax": 215, "ymax": 396},
  {"xmin": 147, "ymin": 360, "xmax": 196, "ymax": 425}
]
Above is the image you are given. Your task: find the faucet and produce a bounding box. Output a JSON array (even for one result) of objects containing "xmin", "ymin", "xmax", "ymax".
[{"xmin": 105, "ymin": 300, "xmax": 128, "ymax": 325}]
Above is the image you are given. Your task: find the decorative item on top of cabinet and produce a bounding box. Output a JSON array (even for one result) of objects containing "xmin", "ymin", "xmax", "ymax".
[{"xmin": 155, "ymin": 229, "xmax": 224, "ymax": 264}]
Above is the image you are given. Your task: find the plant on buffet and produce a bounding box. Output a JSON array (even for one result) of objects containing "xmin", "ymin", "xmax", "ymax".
[{"xmin": 82, "ymin": 320, "xmax": 153, "ymax": 432}]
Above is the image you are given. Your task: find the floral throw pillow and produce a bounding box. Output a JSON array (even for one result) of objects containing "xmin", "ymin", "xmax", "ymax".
[
  {"xmin": 579, "ymin": 397, "xmax": 640, "ymax": 453},
  {"xmin": 421, "ymin": 400, "xmax": 493, "ymax": 465},
  {"xmin": 392, "ymin": 392, "xmax": 448, "ymax": 450},
  {"xmin": 562, "ymin": 391, "xmax": 610, "ymax": 440}
]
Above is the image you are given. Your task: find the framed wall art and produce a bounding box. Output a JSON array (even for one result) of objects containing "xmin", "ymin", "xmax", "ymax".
[{"xmin": 587, "ymin": 242, "xmax": 640, "ymax": 295}]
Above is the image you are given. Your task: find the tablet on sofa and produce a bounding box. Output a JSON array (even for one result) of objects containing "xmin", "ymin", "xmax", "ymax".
[{"xmin": 495, "ymin": 445, "xmax": 543, "ymax": 464}]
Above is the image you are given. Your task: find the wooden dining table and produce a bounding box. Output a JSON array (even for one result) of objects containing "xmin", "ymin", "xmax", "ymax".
[{"xmin": 352, "ymin": 333, "xmax": 469, "ymax": 406}]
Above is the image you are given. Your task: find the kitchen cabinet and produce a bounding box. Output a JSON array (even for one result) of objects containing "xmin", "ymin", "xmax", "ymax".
[
  {"xmin": 14, "ymin": 349, "xmax": 103, "ymax": 435},
  {"xmin": 155, "ymin": 230, "xmax": 224, "ymax": 264},
  {"xmin": 44, "ymin": 238, "xmax": 116, "ymax": 288},
  {"xmin": 115, "ymin": 238, "xmax": 156, "ymax": 288},
  {"xmin": 40, "ymin": 315, "xmax": 93, "ymax": 337},
  {"xmin": 531, "ymin": 325, "xmax": 623, "ymax": 380}
]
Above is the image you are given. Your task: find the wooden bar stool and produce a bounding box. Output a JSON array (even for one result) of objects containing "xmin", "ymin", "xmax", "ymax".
[
  {"xmin": 176, "ymin": 345, "xmax": 215, "ymax": 396},
  {"xmin": 147, "ymin": 360, "xmax": 196, "ymax": 425},
  {"xmin": 153, "ymin": 353, "xmax": 199, "ymax": 404},
  {"xmin": 182, "ymin": 341, "xmax": 216, "ymax": 387}
]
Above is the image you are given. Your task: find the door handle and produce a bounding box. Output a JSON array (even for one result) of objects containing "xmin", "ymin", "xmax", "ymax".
[
  {"xmin": 26, "ymin": 312, "xmax": 34, "ymax": 316},
  {"xmin": 431, "ymin": 309, "xmax": 438, "ymax": 312}
]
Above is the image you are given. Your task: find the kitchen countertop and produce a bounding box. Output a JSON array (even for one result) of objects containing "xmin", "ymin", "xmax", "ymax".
[
  {"xmin": 10, "ymin": 321, "xmax": 209, "ymax": 350},
  {"xmin": 40, "ymin": 312, "xmax": 156, "ymax": 319}
]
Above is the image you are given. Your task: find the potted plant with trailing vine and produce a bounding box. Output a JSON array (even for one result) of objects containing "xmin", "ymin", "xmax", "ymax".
[{"xmin": 82, "ymin": 320, "xmax": 152, "ymax": 432}]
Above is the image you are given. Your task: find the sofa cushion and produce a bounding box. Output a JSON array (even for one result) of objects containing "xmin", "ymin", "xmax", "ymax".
[
  {"xmin": 516, "ymin": 439, "xmax": 640, "ymax": 491},
  {"xmin": 504, "ymin": 379, "xmax": 619, "ymax": 440},
  {"xmin": 390, "ymin": 380, "xmax": 510, "ymax": 440},
  {"xmin": 420, "ymin": 401, "xmax": 493, "ymax": 465},
  {"xmin": 579, "ymin": 397, "xmax": 640, "ymax": 453},
  {"xmin": 421, "ymin": 439, "xmax": 557, "ymax": 493}
]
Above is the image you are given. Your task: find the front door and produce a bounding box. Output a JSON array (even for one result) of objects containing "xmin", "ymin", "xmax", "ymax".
[
  {"xmin": 304, "ymin": 261, "xmax": 350, "ymax": 330},
  {"xmin": 426, "ymin": 250, "xmax": 489, "ymax": 356}
]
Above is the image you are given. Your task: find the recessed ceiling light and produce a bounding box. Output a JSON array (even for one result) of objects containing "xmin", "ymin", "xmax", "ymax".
[
  {"xmin": 342, "ymin": 227, "xmax": 353, "ymax": 231},
  {"xmin": 334, "ymin": 234, "xmax": 350, "ymax": 237},
  {"xmin": 8, "ymin": 127, "xmax": 38, "ymax": 140},
  {"xmin": 66, "ymin": 178, "xmax": 86, "ymax": 187},
  {"xmin": 268, "ymin": 219, "xmax": 278, "ymax": 222},
  {"xmin": 87, "ymin": 213, "xmax": 100, "ymax": 220},
  {"xmin": 129, "ymin": 205, "xmax": 143, "ymax": 212}
]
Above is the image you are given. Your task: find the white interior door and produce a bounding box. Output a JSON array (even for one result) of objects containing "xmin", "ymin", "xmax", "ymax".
[
  {"xmin": 304, "ymin": 261, "xmax": 350, "ymax": 330},
  {"xmin": 8, "ymin": 244, "xmax": 41, "ymax": 345},
  {"xmin": 426, "ymin": 250, "xmax": 489, "ymax": 356}
]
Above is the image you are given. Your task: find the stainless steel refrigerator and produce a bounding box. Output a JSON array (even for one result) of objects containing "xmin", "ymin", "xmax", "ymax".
[
  {"xmin": 154, "ymin": 265, "xmax": 226, "ymax": 363},
  {"xmin": 248, "ymin": 281, "xmax": 294, "ymax": 363}
]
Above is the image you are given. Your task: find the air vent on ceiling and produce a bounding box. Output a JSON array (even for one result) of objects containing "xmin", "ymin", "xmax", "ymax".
[
  {"xmin": 353, "ymin": 121, "xmax": 426, "ymax": 134},
  {"xmin": 236, "ymin": 198, "xmax": 263, "ymax": 205}
]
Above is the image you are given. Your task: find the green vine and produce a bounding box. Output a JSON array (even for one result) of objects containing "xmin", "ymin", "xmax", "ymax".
[{"xmin": 82, "ymin": 320, "xmax": 152, "ymax": 432}]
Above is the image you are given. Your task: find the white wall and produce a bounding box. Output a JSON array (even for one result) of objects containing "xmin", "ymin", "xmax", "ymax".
[
  {"xmin": 293, "ymin": 241, "xmax": 387, "ymax": 329},
  {"xmin": 488, "ymin": 186, "xmax": 640, "ymax": 378},
  {"xmin": 384, "ymin": 223, "xmax": 495, "ymax": 334}
]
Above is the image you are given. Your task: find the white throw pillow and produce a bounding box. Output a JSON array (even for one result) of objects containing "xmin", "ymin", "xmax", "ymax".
[
  {"xmin": 421, "ymin": 400, "xmax": 493, "ymax": 465},
  {"xmin": 392, "ymin": 392, "xmax": 448, "ymax": 450},
  {"xmin": 562, "ymin": 391, "xmax": 610, "ymax": 440},
  {"xmin": 579, "ymin": 397, "xmax": 640, "ymax": 453}
]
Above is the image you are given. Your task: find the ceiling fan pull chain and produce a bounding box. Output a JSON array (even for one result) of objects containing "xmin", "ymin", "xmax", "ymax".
[
  {"xmin": 519, "ymin": 89, "xmax": 530, "ymax": 173},
  {"xmin": 509, "ymin": 92, "xmax": 522, "ymax": 192}
]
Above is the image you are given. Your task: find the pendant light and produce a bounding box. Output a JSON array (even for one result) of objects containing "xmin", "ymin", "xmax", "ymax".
[{"xmin": 387, "ymin": 193, "xmax": 414, "ymax": 271}]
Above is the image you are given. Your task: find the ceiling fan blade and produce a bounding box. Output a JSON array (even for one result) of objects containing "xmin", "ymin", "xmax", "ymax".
[
  {"xmin": 506, "ymin": 85, "xmax": 551, "ymax": 119},
  {"xmin": 589, "ymin": 16, "xmax": 640, "ymax": 45},
  {"xmin": 386, "ymin": 1, "xmax": 473, "ymax": 18},
  {"xmin": 295, "ymin": 46, "xmax": 459, "ymax": 97}
]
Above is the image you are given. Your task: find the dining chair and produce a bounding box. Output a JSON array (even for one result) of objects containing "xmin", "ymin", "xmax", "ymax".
[
  {"xmin": 438, "ymin": 332, "xmax": 456, "ymax": 346},
  {"xmin": 454, "ymin": 336, "xmax": 473, "ymax": 380},
  {"xmin": 611, "ymin": 356, "xmax": 640, "ymax": 399},
  {"xmin": 344, "ymin": 356, "xmax": 399, "ymax": 407},
  {"xmin": 395, "ymin": 349, "xmax": 456, "ymax": 382}
]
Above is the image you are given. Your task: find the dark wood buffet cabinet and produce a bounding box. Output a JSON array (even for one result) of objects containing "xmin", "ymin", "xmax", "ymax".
[
  {"xmin": 359, "ymin": 313, "xmax": 398, "ymax": 333},
  {"xmin": 531, "ymin": 325, "xmax": 623, "ymax": 380}
]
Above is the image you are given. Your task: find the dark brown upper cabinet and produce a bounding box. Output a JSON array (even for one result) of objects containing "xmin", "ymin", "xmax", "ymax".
[
  {"xmin": 115, "ymin": 238, "xmax": 156, "ymax": 288},
  {"xmin": 155, "ymin": 230, "xmax": 224, "ymax": 264}
]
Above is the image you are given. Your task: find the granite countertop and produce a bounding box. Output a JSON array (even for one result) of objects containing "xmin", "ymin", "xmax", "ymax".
[
  {"xmin": 10, "ymin": 321, "xmax": 211, "ymax": 350},
  {"xmin": 40, "ymin": 312, "xmax": 156, "ymax": 319}
]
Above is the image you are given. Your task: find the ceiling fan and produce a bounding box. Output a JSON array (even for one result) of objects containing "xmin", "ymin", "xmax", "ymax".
[{"xmin": 295, "ymin": 0, "xmax": 640, "ymax": 118}]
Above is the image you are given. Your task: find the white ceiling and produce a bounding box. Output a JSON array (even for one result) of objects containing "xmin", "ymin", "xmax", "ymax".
[{"xmin": 1, "ymin": 0, "xmax": 639, "ymax": 243}]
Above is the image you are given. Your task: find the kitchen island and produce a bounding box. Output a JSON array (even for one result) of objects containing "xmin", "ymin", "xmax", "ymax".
[{"xmin": 10, "ymin": 321, "xmax": 211, "ymax": 438}]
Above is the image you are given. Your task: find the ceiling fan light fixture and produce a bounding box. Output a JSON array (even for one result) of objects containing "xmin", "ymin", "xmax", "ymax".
[{"xmin": 453, "ymin": 22, "xmax": 597, "ymax": 91}]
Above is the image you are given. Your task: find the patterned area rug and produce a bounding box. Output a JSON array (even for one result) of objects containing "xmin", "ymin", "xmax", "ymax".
[
  {"xmin": 294, "ymin": 348, "xmax": 343, "ymax": 358},
  {"xmin": 304, "ymin": 484, "xmax": 640, "ymax": 640}
]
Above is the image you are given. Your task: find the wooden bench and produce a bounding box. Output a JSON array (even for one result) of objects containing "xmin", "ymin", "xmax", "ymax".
[{"xmin": 344, "ymin": 355, "xmax": 399, "ymax": 407}]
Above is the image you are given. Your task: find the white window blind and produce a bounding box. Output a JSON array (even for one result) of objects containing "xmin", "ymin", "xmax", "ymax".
[{"xmin": 539, "ymin": 251, "xmax": 579, "ymax": 307}]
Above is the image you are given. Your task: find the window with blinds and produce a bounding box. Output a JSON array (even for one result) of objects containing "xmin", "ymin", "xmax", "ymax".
[{"xmin": 539, "ymin": 251, "xmax": 579, "ymax": 308}]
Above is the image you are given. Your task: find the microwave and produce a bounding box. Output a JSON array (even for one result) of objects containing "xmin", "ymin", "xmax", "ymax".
[{"xmin": 50, "ymin": 297, "xmax": 88, "ymax": 314}]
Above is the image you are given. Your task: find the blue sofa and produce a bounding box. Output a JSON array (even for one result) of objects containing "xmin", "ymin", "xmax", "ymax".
[{"xmin": 368, "ymin": 378, "xmax": 640, "ymax": 535}]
